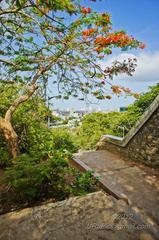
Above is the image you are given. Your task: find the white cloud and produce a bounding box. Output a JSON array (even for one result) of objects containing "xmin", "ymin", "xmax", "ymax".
[{"xmin": 100, "ymin": 51, "xmax": 159, "ymax": 83}]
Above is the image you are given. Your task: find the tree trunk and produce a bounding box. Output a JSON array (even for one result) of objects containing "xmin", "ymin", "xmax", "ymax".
[
  {"xmin": 0, "ymin": 117, "xmax": 19, "ymax": 158},
  {"xmin": 0, "ymin": 70, "xmax": 48, "ymax": 159},
  {"xmin": 0, "ymin": 84, "xmax": 38, "ymax": 159}
]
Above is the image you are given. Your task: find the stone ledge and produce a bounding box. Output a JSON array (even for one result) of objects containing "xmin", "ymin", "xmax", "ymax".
[
  {"xmin": 70, "ymin": 157, "xmax": 129, "ymax": 204},
  {"xmin": 0, "ymin": 191, "xmax": 159, "ymax": 240}
]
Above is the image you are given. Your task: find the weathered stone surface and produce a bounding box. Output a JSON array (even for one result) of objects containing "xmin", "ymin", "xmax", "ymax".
[
  {"xmin": 75, "ymin": 151, "xmax": 159, "ymax": 238},
  {"xmin": 0, "ymin": 191, "xmax": 158, "ymax": 240}
]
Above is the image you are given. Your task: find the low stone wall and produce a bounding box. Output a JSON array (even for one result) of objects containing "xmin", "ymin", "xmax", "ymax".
[{"xmin": 97, "ymin": 102, "xmax": 159, "ymax": 168}]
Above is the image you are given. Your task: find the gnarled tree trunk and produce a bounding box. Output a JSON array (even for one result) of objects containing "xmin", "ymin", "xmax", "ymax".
[
  {"xmin": 0, "ymin": 66, "xmax": 52, "ymax": 159},
  {"xmin": 0, "ymin": 117, "xmax": 19, "ymax": 158},
  {"xmin": 0, "ymin": 84, "xmax": 38, "ymax": 159}
]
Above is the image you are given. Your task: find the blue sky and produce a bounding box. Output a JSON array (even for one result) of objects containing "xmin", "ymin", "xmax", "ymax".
[{"xmin": 52, "ymin": 0, "xmax": 159, "ymax": 111}]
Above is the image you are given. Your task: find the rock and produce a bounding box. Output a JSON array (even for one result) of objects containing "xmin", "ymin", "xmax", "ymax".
[{"xmin": 0, "ymin": 191, "xmax": 158, "ymax": 240}]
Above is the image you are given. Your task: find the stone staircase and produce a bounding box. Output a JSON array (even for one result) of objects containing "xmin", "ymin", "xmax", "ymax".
[
  {"xmin": 75, "ymin": 149, "xmax": 159, "ymax": 236},
  {"xmin": 72, "ymin": 96, "xmax": 159, "ymax": 238}
]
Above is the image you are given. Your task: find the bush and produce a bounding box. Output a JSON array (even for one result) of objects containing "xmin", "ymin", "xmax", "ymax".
[
  {"xmin": 0, "ymin": 83, "xmax": 97, "ymax": 206},
  {"xmin": 70, "ymin": 170, "xmax": 97, "ymax": 196},
  {"xmin": 6, "ymin": 153, "xmax": 69, "ymax": 201},
  {"xmin": 5, "ymin": 153, "xmax": 97, "ymax": 202},
  {"xmin": 51, "ymin": 128, "xmax": 77, "ymax": 153},
  {"xmin": 73, "ymin": 112, "xmax": 120, "ymax": 149},
  {"xmin": 0, "ymin": 147, "xmax": 10, "ymax": 167},
  {"xmin": 111, "ymin": 84, "xmax": 159, "ymax": 136}
]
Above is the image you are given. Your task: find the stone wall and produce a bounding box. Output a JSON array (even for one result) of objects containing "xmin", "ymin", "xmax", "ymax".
[{"xmin": 97, "ymin": 102, "xmax": 159, "ymax": 168}]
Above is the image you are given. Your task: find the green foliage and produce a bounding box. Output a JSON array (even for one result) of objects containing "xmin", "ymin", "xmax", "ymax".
[
  {"xmin": 72, "ymin": 111, "xmax": 120, "ymax": 149},
  {"xmin": 51, "ymin": 128, "xmax": 77, "ymax": 153},
  {"xmin": 129, "ymin": 84, "xmax": 159, "ymax": 114},
  {"xmin": 70, "ymin": 170, "xmax": 97, "ymax": 196},
  {"xmin": 0, "ymin": 83, "xmax": 97, "ymax": 203},
  {"xmin": 74, "ymin": 84, "xmax": 159, "ymax": 148},
  {"xmin": 0, "ymin": 147, "xmax": 10, "ymax": 167},
  {"xmin": 113, "ymin": 84, "xmax": 159, "ymax": 136},
  {"xmin": 2, "ymin": 120, "xmax": 96, "ymax": 202},
  {"xmin": 6, "ymin": 153, "xmax": 69, "ymax": 201},
  {"xmin": 0, "ymin": 83, "xmax": 76, "ymax": 161},
  {"xmin": 5, "ymin": 153, "xmax": 97, "ymax": 201}
]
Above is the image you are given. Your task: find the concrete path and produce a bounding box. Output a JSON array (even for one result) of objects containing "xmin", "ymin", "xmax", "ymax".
[{"xmin": 75, "ymin": 150, "xmax": 159, "ymax": 233}]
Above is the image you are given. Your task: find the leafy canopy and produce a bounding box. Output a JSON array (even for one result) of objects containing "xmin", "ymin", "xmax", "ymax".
[{"xmin": 0, "ymin": 0, "xmax": 145, "ymax": 104}]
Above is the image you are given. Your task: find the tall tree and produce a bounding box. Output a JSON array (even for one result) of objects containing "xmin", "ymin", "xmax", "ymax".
[{"xmin": 0, "ymin": 0, "xmax": 145, "ymax": 158}]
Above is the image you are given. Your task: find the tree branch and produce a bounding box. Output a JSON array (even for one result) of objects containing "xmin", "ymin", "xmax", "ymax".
[
  {"xmin": 5, "ymin": 84, "xmax": 38, "ymax": 122},
  {"xmin": 4, "ymin": 45, "xmax": 67, "ymax": 122},
  {"xmin": 0, "ymin": 58, "xmax": 16, "ymax": 66}
]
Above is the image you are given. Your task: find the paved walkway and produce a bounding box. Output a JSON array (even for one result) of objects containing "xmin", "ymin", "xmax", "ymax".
[{"xmin": 75, "ymin": 150, "xmax": 159, "ymax": 233}]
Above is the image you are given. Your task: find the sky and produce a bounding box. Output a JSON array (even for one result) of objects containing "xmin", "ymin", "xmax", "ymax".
[{"xmin": 51, "ymin": 0, "xmax": 159, "ymax": 111}]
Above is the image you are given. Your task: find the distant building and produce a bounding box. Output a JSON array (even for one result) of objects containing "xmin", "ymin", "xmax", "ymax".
[
  {"xmin": 52, "ymin": 109, "xmax": 88, "ymax": 120},
  {"xmin": 119, "ymin": 107, "xmax": 128, "ymax": 112}
]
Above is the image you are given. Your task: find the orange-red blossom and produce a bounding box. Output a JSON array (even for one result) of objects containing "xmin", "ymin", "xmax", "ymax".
[
  {"xmin": 111, "ymin": 86, "xmax": 140, "ymax": 98},
  {"xmin": 82, "ymin": 28, "xmax": 96, "ymax": 38},
  {"xmin": 139, "ymin": 43, "xmax": 146, "ymax": 49},
  {"xmin": 81, "ymin": 7, "xmax": 91, "ymax": 14},
  {"xmin": 94, "ymin": 33, "xmax": 146, "ymax": 52},
  {"xmin": 111, "ymin": 85, "xmax": 123, "ymax": 94},
  {"xmin": 94, "ymin": 33, "xmax": 134, "ymax": 47}
]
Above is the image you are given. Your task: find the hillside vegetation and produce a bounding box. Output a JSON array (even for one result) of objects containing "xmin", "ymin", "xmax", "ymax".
[{"xmin": 73, "ymin": 84, "xmax": 159, "ymax": 149}]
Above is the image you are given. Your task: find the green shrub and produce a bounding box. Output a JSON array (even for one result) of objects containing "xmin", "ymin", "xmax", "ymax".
[
  {"xmin": 70, "ymin": 170, "xmax": 97, "ymax": 196},
  {"xmin": 5, "ymin": 153, "xmax": 97, "ymax": 202},
  {"xmin": 0, "ymin": 83, "xmax": 97, "ymax": 204},
  {"xmin": 51, "ymin": 128, "xmax": 77, "ymax": 153},
  {"xmin": 111, "ymin": 84, "xmax": 159, "ymax": 136},
  {"xmin": 0, "ymin": 147, "xmax": 10, "ymax": 167},
  {"xmin": 73, "ymin": 112, "xmax": 120, "ymax": 149}
]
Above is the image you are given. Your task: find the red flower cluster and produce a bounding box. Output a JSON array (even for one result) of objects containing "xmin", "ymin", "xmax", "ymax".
[
  {"xmin": 111, "ymin": 86, "xmax": 138, "ymax": 96},
  {"xmin": 120, "ymin": 87, "xmax": 131, "ymax": 93},
  {"xmin": 81, "ymin": 7, "xmax": 91, "ymax": 14},
  {"xmin": 82, "ymin": 28, "xmax": 96, "ymax": 38},
  {"xmin": 139, "ymin": 43, "xmax": 146, "ymax": 49},
  {"xmin": 94, "ymin": 33, "xmax": 134, "ymax": 48},
  {"xmin": 111, "ymin": 85, "xmax": 122, "ymax": 94}
]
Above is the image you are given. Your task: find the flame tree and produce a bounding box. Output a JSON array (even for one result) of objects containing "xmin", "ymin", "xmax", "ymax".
[{"xmin": 0, "ymin": 0, "xmax": 145, "ymax": 158}]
